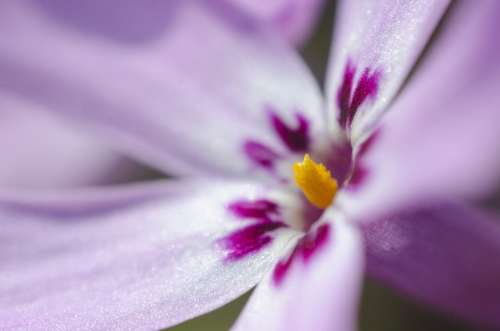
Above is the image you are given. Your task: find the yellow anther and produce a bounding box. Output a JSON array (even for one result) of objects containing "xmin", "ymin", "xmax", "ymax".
[{"xmin": 293, "ymin": 154, "xmax": 338, "ymax": 209}]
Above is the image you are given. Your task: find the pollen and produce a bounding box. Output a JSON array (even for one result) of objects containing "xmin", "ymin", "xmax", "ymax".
[{"xmin": 293, "ymin": 154, "xmax": 338, "ymax": 209}]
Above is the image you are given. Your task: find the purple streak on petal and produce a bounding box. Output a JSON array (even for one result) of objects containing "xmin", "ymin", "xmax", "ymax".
[
  {"xmin": 337, "ymin": 60, "xmax": 356, "ymax": 128},
  {"xmin": 348, "ymin": 69, "xmax": 381, "ymax": 127},
  {"xmin": 273, "ymin": 223, "xmax": 331, "ymax": 286},
  {"xmin": 272, "ymin": 260, "xmax": 290, "ymax": 287},
  {"xmin": 301, "ymin": 222, "xmax": 330, "ymax": 261},
  {"xmin": 220, "ymin": 221, "xmax": 286, "ymax": 261},
  {"xmin": 228, "ymin": 199, "xmax": 280, "ymax": 222},
  {"xmin": 243, "ymin": 109, "xmax": 311, "ymax": 169},
  {"xmin": 336, "ymin": 60, "xmax": 382, "ymax": 129},
  {"xmin": 243, "ymin": 140, "xmax": 280, "ymax": 170},
  {"xmin": 269, "ymin": 110, "xmax": 310, "ymax": 152}
]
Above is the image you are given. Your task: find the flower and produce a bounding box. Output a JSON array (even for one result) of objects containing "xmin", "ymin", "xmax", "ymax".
[
  {"xmin": 0, "ymin": 0, "xmax": 323, "ymax": 190},
  {"xmin": 2, "ymin": 1, "xmax": 500, "ymax": 330},
  {"xmin": 0, "ymin": 106, "xmax": 147, "ymax": 189},
  {"xmin": 227, "ymin": 0, "xmax": 325, "ymax": 45}
]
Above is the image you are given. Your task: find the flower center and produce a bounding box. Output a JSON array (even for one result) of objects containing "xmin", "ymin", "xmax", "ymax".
[{"xmin": 293, "ymin": 154, "xmax": 338, "ymax": 209}]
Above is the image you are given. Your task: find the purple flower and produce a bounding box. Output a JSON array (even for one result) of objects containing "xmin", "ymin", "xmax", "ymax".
[
  {"xmin": 0, "ymin": 0, "xmax": 322, "ymax": 190},
  {"xmin": 2, "ymin": 1, "xmax": 500, "ymax": 330}
]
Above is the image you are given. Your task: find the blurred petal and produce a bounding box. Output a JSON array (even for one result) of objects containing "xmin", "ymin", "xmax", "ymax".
[
  {"xmin": 0, "ymin": 1, "xmax": 324, "ymax": 178},
  {"xmin": 364, "ymin": 201, "xmax": 500, "ymax": 329},
  {"xmin": 326, "ymin": 0, "xmax": 449, "ymax": 139},
  {"xmin": 233, "ymin": 215, "xmax": 364, "ymax": 331},
  {"xmin": 0, "ymin": 94, "xmax": 154, "ymax": 189},
  {"xmin": 343, "ymin": 0, "xmax": 500, "ymax": 218},
  {"xmin": 228, "ymin": 0, "xmax": 324, "ymax": 45},
  {"xmin": 0, "ymin": 179, "xmax": 190, "ymax": 214},
  {"xmin": 0, "ymin": 179, "xmax": 296, "ymax": 330}
]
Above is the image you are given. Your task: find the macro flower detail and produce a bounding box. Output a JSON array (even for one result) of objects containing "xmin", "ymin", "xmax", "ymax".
[
  {"xmin": 220, "ymin": 151, "xmax": 338, "ymax": 266},
  {"xmin": 273, "ymin": 222, "xmax": 331, "ymax": 286},
  {"xmin": 293, "ymin": 154, "xmax": 338, "ymax": 209},
  {"xmin": 219, "ymin": 220, "xmax": 286, "ymax": 261},
  {"xmin": 219, "ymin": 199, "xmax": 285, "ymax": 261},
  {"xmin": 243, "ymin": 109, "xmax": 310, "ymax": 172},
  {"xmin": 2, "ymin": 1, "xmax": 500, "ymax": 331},
  {"xmin": 337, "ymin": 60, "xmax": 381, "ymax": 130},
  {"xmin": 228, "ymin": 199, "xmax": 280, "ymax": 221},
  {"xmin": 220, "ymin": 89, "xmax": 373, "ymax": 289},
  {"xmin": 269, "ymin": 111, "xmax": 310, "ymax": 152}
]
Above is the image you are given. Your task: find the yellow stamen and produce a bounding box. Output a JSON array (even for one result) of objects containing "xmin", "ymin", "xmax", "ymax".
[{"xmin": 293, "ymin": 154, "xmax": 338, "ymax": 209}]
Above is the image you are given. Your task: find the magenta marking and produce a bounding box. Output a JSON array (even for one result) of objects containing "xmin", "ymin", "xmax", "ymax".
[
  {"xmin": 243, "ymin": 140, "xmax": 280, "ymax": 170},
  {"xmin": 347, "ymin": 130, "xmax": 381, "ymax": 190},
  {"xmin": 228, "ymin": 199, "xmax": 280, "ymax": 222},
  {"xmin": 336, "ymin": 60, "xmax": 381, "ymax": 129},
  {"xmin": 337, "ymin": 60, "xmax": 356, "ymax": 128},
  {"xmin": 269, "ymin": 111, "xmax": 310, "ymax": 152},
  {"xmin": 219, "ymin": 198, "xmax": 287, "ymax": 261},
  {"xmin": 242, "ymin": 107, "xmax": 311, "ymax": 171},
  {"xmin": 273, "ymin": 223, "xmax": 331, "ymax": 286},
  {"xmin": 219, "ymin": 222, "xmax": 286, "ymax": 261},
  {"xmin": 348, "ymin": 69, "xmax": 381, "ymax": 125}
]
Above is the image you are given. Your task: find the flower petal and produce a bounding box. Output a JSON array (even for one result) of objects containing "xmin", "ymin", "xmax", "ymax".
[
  {"xmin": 0, "ymin": 179, "xmax": 296, "ymax": 330},
  {"xmin": 342, "ymin": 0, "xmax": 500, "ymax": 219},
  {"xmin": 364, "ymin": 201, "xmax": 500, "ymax": 329},
  {"xmin": 0, "ymin": 1, "xmax": 324, "ymax": 178},
  {"xmin": 233, "ymin": 214, "xmax": 364, "ymax": 331},
  {"xmin": 0, "ymin": 93, "xmax": 153, "ymax": 189},
  {"xmin": 0, "ymin": 179, "xmax": 191, "ymax": 213},
  {"xmin": 227, "ymin": 0, "xmax": 325, "ymax": 45},
  {"xmin": 326, "ymin": 0, "xmax": 449, "ymax": 139}
]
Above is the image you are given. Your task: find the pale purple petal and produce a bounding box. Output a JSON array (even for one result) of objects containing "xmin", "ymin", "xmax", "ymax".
[
  {"xmin": 326, "ymin": 0, "xmax": 450, "ymax": 139},
  {"xmin": 0, "ymin": 179, "xmax": 296, "ymax": 330},
  {"xmin": 342, "ymin": 0, "xmax": 500, "ymax": 218},
  {"xmin": 227, "ymin": 0, "xmax": 325, "ymax": 45},
  {"xmin": 0, "ymin": 1, "xmax": 324, "ymax": 178},
  {"xmin": 364, "ymin": 201, "xmax": 500, "ymax": 329},
  {"xmin": 233, "ymin": 215, "xmax": 364, "ymax": 331},
  {"xmin": 0, "ymin": 179, "xmax": 191, "ymax": 213},
  {"xmin": 0, "ymin": 94, "xmax": 153, "ymax": 189}
]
